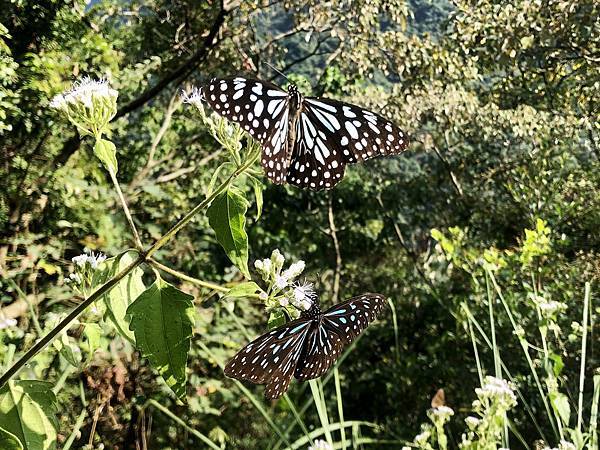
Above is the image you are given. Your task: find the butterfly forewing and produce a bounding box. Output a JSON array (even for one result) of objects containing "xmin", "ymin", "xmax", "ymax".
[
  {"xmin": 224, "ymin": 318, "xmax": 311, "ymax": 385},
  {"xmin": 201, "ymin": 77, "xmax": 291, "ymax": 183},
  {"xmin": 304, "ymin": 98, "xmax": 408, "ymax": 162},
  {"xmin": 322, "ymin": 293, "xmax": 387, "ymax": 344}
]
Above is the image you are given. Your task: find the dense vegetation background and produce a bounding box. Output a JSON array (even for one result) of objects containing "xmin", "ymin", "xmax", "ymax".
[{"xmin": 0, "ymin": 0, "xmax": 598, "ymax": 448}]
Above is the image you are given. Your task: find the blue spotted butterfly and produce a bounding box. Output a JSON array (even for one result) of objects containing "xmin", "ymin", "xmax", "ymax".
[
  {"xmin": 224, "ymin": 293, "xmax": 386, "ymax": 399},
  {"xmin": 199, "ymin": 77, "xmax": 409, "ymax": 190}
]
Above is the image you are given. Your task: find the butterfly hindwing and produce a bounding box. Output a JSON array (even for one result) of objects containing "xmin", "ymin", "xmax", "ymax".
[
  {"xmin": 224, "ymin": 318, "xmax": 311, "ymax": 397},
  {"xmin": 294, "ymin": 321, "xmax": 345, "ymax": 381},
  {"xmin": 285, "ymin": 108, "xmax": 347, "ymax": 190},
  {"xmin": 201, "ymin": 77, "xmax": 290, "ymax": 184},
  {"xmin": 322, "ymin": 293, "xmax": 387, "ymax": 344}
]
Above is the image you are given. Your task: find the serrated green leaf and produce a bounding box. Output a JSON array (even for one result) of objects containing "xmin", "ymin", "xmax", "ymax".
[
  {"xmin": 100, "ymin": 251, "xmax": 145, "ymax": 343},
  {"xmin": 0, "ymin": 381, "xmax": 58, "ymax": 450},
  {"xmin": 226, "ymin": 282, "xmax": 260, "ymax": 298},
  {"xmin": 93, "ymin": 138, "xmax": 118, "ymax": 173},
  {"xmin": 0, "ymin": 427, "xmax": 24, "ymax": 450},
  {"xmin": 268, "ymin": 309, "xmax": 285, "ymax": 329},
  {"xmin": 59, "ymin": 333, "xmax": 80, "ymax": 367},
  {"xmin": 206, "ymin": 188, "xmax": 250, "ymax": 279},
  {"xmin": 127, "ymin": 278, "xmax": 195, "ymax": 401}
]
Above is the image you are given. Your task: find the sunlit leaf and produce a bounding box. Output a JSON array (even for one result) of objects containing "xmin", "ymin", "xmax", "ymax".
[
  {"xmin": 0, "ymin": 381, "xmax": 58, "ymax": 450},
  {"xmin": 226, "ymin": 282, "xmax": 260, "ymax": 298},
  {"xmin": 0, "ymin": 427, "xmax": 24, "ymax": 450},
  {"xmin": 127, "ymin": 277, "xmax": 195, "ymax": 401},
  {"xmin": 206, "ymin": 188, "xmax": 250, "ymax": 279}
]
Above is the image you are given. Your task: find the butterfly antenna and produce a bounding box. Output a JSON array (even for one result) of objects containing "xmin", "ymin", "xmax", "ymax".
[{"xmin": 263, "ymin": 62, "xmax": 293, "ymax": 84}]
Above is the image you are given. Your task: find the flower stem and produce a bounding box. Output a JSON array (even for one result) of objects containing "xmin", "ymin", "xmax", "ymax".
[
  {"xmin": 148, "ymin": 258, "xmax": 228, "ymax": 292},
  {"xmin": 109, "ymin": 167, "xmax": 144, "ymax": 251}
]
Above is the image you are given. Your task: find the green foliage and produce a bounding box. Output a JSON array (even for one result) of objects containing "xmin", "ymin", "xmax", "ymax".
[
  {"xmin": 127, "ymin": 277, "xmax": 196, "ymax": 401},
  {"xmin": 0, "ymin": 381, "xmax": 58, "ymax": 450},
  {"xmin": 207, "ymin": 188, "xmax": 251, "ymax": 279}
]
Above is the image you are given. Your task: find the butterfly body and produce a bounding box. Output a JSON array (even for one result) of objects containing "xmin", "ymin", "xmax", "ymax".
[
  {"xmin": 201, "ymin": 76, "xmax": 408, "ymax": 190},
  {"xmin": 224, "ymin": 293, "xmax": 386, "ymax": 399}
]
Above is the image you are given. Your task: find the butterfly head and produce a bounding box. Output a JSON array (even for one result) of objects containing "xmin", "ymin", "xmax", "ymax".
[{"xmin": 287, "ymin": 84, "xmax": 303, "ymax": 111}]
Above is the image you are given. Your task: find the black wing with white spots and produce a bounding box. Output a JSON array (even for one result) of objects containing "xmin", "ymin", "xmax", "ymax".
[
  {"xmin": 322, "ymin": 293, "xmax": 387, "ymax": 344},
  {"xmin": 294, "ymin": 322, "xmax": 345, "ymax": 381},
  {"xmin": 199, "ymin": 76, "xmax": 409, "ymax": 191},
  {"xmin": 201, "ymin": 77, "xmax": 291, "ymax": 184},
  {"xmin": 286, "ymin": 98, "xmax": 408, "ymax": 190},
  {"xmin": 224, "ymin": 293, "xmax": 387, "ymax": 399}
]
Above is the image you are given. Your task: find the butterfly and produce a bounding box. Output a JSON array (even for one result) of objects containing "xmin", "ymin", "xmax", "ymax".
[
  {"xmin": 431, "ymin": 388, "xmax": 446, "ymax": 408},
  {"xmin": 224, "ymin": 293, "xmax": 387, "ymax": 399},
  {"xmin": 199, "ymin": 76, "xmax": 409, "ymax": 190}
]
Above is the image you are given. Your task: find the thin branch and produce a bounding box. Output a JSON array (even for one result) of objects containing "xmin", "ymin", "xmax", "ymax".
[{"xmin": 327, "ymin": 194, "xmax": 341, "ymax": 303}]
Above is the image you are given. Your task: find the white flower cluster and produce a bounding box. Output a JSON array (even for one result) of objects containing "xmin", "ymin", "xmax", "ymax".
[
  {"xmin": 530, "ymin": 294, "xmax": 566, "ymax": 318},
  {"xmin": 543, "ymin": 441, "xmax": 576, "ymax": 450},
  {"xmin": 66, "ymin": 250, "xmax": 108, "ymax": 290},
  {"xmin": 50, "ymin": 77, "xmax": 118, "ymax": 136},
  {"xmin": 474, "ymin": 376, "xmax": 517, "ymax": 407},
  {"xmin": 308, "ymin": 440, "xmax": 332, "ymax": 450},
  {"xmin": 430, "ymin": 405, "xmax": 454, "ymax": 419},
  {"xmin": 254, "ymin": 249, "xmax": 315, "ymax": 312}
]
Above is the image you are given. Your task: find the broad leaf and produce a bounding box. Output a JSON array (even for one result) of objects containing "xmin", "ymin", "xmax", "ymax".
[
  {"xmin": 0, "ymin": 381, "xmax": 58, "ymax": 450},
  {"xmin": 549, "ymin": 391, "xmax": 571, "ymax": 427},
  {"xmin": 84, "ymin": 323, "xmax": 103, "ymax": 356},
  {"xmin": 0, "ymin": 427, "xmax": 24, "ymax": 450},
  {"xmin": 101, "ymin": 251, "xmax": 145, "ymax": 343},
  {"xmin": 207, "ymin": 188, "xmax": 251, "ymax": 279},
  {"xmin": 127, "ymin": 278, "xmax": 195, "ymax": 401},
  {"xmin": 226, "ymin": 282, "xmax": 260, "ymax": 298}
]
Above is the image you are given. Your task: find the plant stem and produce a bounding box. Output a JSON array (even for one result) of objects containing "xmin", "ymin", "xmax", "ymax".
[
  {"xmin": 0, "ymin": 151, "xmax": 259, "ymax": 387},
  {"xmin": 146, "ymin": 399, "xmax": 221, "ymax": 450},
  {"xmin": 0, "ymin": 254, "xmax": 144, "ymax": 387},
  {"xmin": 109, "ymin": 167, "xmax": 144, "ymax": 251},
  {"xmin": 577, "ymin": 282, "xmax": 591, "ymax": 433},
  {"xmin": 148, "ymin": 258, "xmax": 229, "ymax": 292}
]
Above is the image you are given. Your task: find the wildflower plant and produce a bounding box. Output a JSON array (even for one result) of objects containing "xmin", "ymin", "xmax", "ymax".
[
  {"xmin": 65, "ymin": 250, "xmax": 108, "ymax": 297},
  {"xmin": 253, "ymin": 249, "xmax": 314, "ymax": 325}
]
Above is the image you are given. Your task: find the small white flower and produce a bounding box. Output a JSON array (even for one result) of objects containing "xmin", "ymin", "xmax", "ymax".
[
  {"xmin": 465, "ymin": 416, "xmax": 480, "ymax": 430},
  {"xmin": 259, "ymin": 292, "xmax": 268, "ymax": 301},
  {"xmin": 275, "ymin": 275, "xmax": 289, "ymax": 290},
  {"xmin": 282, "ymin": 260, "xmax": 305, "ymax": 279},
  {"xmin": 414, "ymin": 430, "xmax": 430, "ymax": 445},
  {"xmin": 292, "ymin": 281, "xmax": 316, "ymax": 308},
  {"xmin": 431, "ymin": 405, "xmax": 454, "ymax": 417},
  {"xmin": 271, "ymin": 249, "xmax": 285, "ymax": 266},
  {"xmin": 538, "ymin": 301, "xmax": 565, "ymax": 315},
  {"xmin": 308, "ymin": 439, "xmax": 332, "ymax": 450},
  {"xmin": 279, "ymin": 297, "xmax": 289, "ymax": 307},
  {"xmin": 72, "ymin": 254, "xmax": 88, "ymax": 267},
  {"xmin": 181, "ymin": 87, "xmax": 205, "ymax": 110},
  {"xmin": 558, "ymin": 441, "xmax": 576, "ymax": 450},
  {"xmin": 87, "ymin": 251, "xmax": 107, "ymax": 269},
  {"xmin": 69, "ymin": 273, "xmax": 82, "ymax": 284},
  {"xmin": 0, "ymin": 317, "xmax": 17, "ymax": 330}
]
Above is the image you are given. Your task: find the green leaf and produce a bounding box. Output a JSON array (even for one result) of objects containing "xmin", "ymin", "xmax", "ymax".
[
  {"xmin": 549, "ymin": 352, "xmax": 564, "ymax": 377},
  {"xmin": 0, "ymin": 427, "xmax": 24, "ymax": 450},
  {"xmin": 101, "ymin": 251, "xmax": 145, "ymax": 343},
  {"xmin": 84, "ymin": 323, "xmax": 103, "ymax": 356},
  {"xmin": 58, "ymin": 333, "xmax": 80, "ymax": 367},
  {"xmin": 549, "ymin": 391, "xmax": 571, "ymax": 427},
  {"xmin": 206, "ymin": 188, "xmax": 251, "ymax": 279},
  {"xmin": 0, "ymin": 381, "xmax": 58, "ymax": 450},
  {"xmin": 268, "ymin": 309, "xmax": 286, "ymax": 329},
  {"xmin": 249, "ymin": 175, "xmax": 264, "ymax": 220},
  {"xmin": 226, "ymin": 282, "xmax": 260, "ymax": 298},
  {"xmin": 127, "ymin": 277, "xmax": 195, "ymax": 401},
  {"xmin": 93, "ymin": 138, "xmax": 118, "ymax": 174}
]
